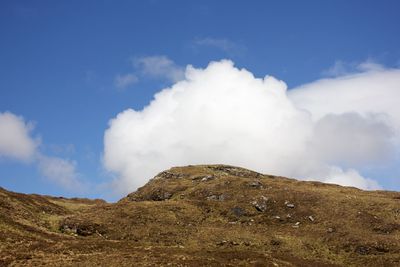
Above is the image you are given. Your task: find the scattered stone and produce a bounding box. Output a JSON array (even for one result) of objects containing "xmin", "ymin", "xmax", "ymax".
[
  {"xmin": 327, "ymin": 227, "xmax": 335, "ymax": 233},
  {"xmin": 191, "ymin": 175, "xmax": 214, "ymax": 181},
  {"xmin": 293, "ymin": 222, "xmax": 301, "ymax": 228},
  {"xmin": 286, "ymin": 203, "xmax": 295, "ymax": 208},
  {"xmin": 308, "ymin": 215, "xmax": 315, "ymax": 222}
]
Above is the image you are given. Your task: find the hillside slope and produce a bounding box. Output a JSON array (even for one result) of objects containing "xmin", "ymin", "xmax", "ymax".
[{"xmin": 1, "ymin": 165, "xmax": 399, "ymax": 266}]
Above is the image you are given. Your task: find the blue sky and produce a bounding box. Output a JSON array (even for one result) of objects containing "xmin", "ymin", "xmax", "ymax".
[{"xmin": 1, "ymin": 1, "xmax": 400, "ymax": 201}]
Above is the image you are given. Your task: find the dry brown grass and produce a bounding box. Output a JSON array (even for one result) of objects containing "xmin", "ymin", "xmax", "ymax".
[{"xmin": 1, "ymin": 165, "xmax": 399, "ymax": 266}]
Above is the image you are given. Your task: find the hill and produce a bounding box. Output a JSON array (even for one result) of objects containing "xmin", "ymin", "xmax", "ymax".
[{"xmin": 1, "ymin": 165, "xmax": 399, "ymax": 266}]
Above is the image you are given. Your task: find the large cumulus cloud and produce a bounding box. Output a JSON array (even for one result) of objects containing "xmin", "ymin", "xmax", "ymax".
[{"xmin": 104, "ymin": 60, "xmax": 399, "ymax": 194}]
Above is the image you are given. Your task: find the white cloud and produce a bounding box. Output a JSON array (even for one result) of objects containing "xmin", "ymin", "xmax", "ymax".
[
  {"xmin": 0, "ymin": 111, "xmax": 85, "ymax": 192},
  {"xmin": 323, "ymin": 167, "xmax": 381, "ymax": 190},
  {"xmin": 104, "ymin": 60, "xmax": 400, "ymax": 195},
  {"xmin": 289, "ymin": 67, "xmax": 400, "ymax": 134},
  {"xmin": 310, "ymin": 113, "xmax": 394, "ymax": 167},
  {"xmin": 193, "ymin": 37, "xmax": 245, "ymax": 56},
  {"xmin": 37, "ymin": 155, "xmax": 83, "ymax": 191},
  {"xmin": 134, "ymin": 55, "xmax": 184, "ymax": 82},
  {"xmin": 0, "ymin": 112, "xmax": 38, "ymax": 161},
  {"xmin": 114, "ymin": 73, "xmax": 138, "ymax": 90}
]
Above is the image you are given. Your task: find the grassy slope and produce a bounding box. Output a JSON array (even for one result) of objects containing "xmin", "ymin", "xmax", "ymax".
[{"xmin": 0, "ymin": 165, "xmax": 399, "ymax": 266}]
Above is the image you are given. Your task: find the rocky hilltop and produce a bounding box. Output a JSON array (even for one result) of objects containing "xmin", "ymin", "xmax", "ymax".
[{"xmin": 1, "ymin": 165, "xmax": 399, "ymax": 266}]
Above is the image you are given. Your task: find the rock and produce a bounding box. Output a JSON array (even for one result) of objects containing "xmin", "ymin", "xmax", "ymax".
[
  {"xmin": 251, "ymin": 200, "xmax": 267, "ymax": 212},
  {"xmin": 270, "ymin": 239, "xmax": 281, "ymax": 246},
  {"xmin": 216, "ymin": 240, "xmax": 228, "ymax": 246},
  {"xmin": 327, "ymin": 227, "xmax": 335, "ymax": 233},
  {"xmin": 308, "ymin": 215, "xmax": 315, "ymax": 222},
  {"xmin": 287, "ymin": 204, "xmax": 295, "ymax": 208},
  {"xmin": 248, "ymin": 181, "xmax": 263, "ymax": 189},
  {"xmin": 149, "ymin": 189, "xmax": 173, "ymax": 201},
  {"xmin": 60, "ymin": 224, "xmax": 77, "ymax": 235},
  {"xmin": 207, "ymin": 194, "xmax": 226, "ymax": 201},
  {"xmin": 60, "ymin": 219, "xmax": 105, "ymax": 237},
  {"xmin": 201, "ymin": 175, "xmax": 214, "ymax": 181},
  {"xmin": 231, "ymin": 207, "xmax": 246, "ymax": 217},
  {"xmin": 207, "ymin": 165, "xmax": 261, "ymax": 178},
  {"xmin": 207, "ymin": 195, "xmax": 218, "ymax": 201},
  {"xmin": 355, "ymin": 246, "xmax": 370, "ymax": 255},
  {"xmin": 192, "ymin": 175, "xmax": 215, "ymax": 181},
  {"xmin": 293, "ymin": 222, "xmax": 300, "ymax": 228},
  {"xmin": 252, "ymin": 196, "xmax": 268, "ymax": 212},
  {"xmin": 230, "ymin": 241, "xmax": 239, "ymax": 246},
  {"xmin": 154, "ymin": 171, "xmax": 186, "ymax": 180}
]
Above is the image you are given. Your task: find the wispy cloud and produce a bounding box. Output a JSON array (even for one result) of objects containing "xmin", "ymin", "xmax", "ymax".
[
  {"xmin": 113, "ymin": 55, "xmax": 184, "ymax": 91},
  {"xmin": 133, "ymin": 55, "xmax": 185, "ymax": 83},
  {"xmin": 37, "ymin": 155, "xmax": 84, "ymax": 191},
  {"xmin": 45, "ymin": 143, "xmax": 76, "ymax": 156},
  {"xmin": 322, "ymin": 59, "xmax": 384, "ymax": 77},
  {"xmin": 193, "ymin": 37, "xmax": 246, "ymax": 56},
  {"xmin": 114, "ymin": 73, "xmax": 138, "ymax": 90}
]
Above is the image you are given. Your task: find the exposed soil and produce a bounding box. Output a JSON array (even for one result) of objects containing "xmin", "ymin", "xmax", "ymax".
[{"xmin": 1, "ymin": 165, "xmax": 399, "ymax": 266}]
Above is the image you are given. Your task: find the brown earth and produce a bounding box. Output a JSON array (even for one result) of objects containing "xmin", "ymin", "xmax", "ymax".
[{"xmin": 1, "ymin": 164, "xmax": 399, "ymax": 266}]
